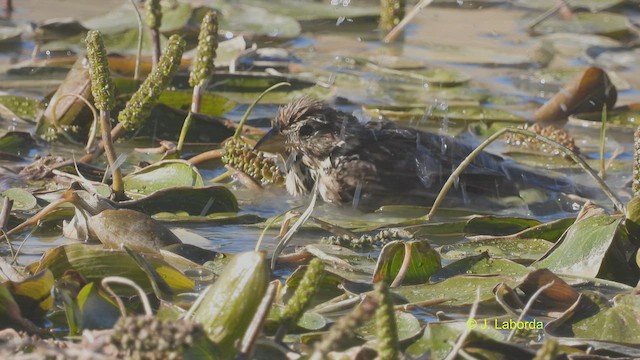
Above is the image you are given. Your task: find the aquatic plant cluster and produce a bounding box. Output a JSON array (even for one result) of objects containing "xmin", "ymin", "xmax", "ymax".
[{"xmin": 0, "ymin": 0, "xmax": 639, "ymax": 359}]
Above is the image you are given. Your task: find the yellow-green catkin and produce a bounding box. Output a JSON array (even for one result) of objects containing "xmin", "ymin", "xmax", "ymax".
[
  {"xmin": 313, "ymin": 296, "xmax": 378, "ymax": 359},
  {"xmin": 533, "ymin": 338, "xmax": 559, "ymax": 360},
  {"xmin": 375, "ymin": 281, "xmax": 399, "ymax": 360},
  {"xmin": 144, "ymin": 0, "xmax": 162, "ymax": 29},
  {"xmin": 222, "ymin": 138, "xmax": 284, "ymax": 185},
  {"xmin": 189, "ymin": 10, "xmax": 219, "ymax": 88},
  {"xmin": 118, "ymin": 34, "xmax": 185, "ymax": 131},
  {"xmin": 280, "ymin": 258, "xmax": 324, "ymax": 329},
  {"xmin": 379, "ymin": 0, "xmax": 405, "ymax": 34},
  {"xmin": 634, "ymin": 126, "xmax": 640, "ymax": 195},
  {"xmin": 85, "ymin": 30, "xmax": 115, "ymax": 111}
]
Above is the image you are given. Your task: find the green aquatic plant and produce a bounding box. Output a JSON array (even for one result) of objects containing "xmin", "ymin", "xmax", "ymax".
[
  {"xmin": 85, "ymin": 30, "xmax": 123, "ymax": 199},
  {"xmin": 375, "ymin": 281, "xmax": 399, "ymax": 360},
  {"xmin": 118, "ymin": 34, "xmax": 185, "ymax": 131},
  {"xmin": 634, "ymin": 126, "xmax": 640, "ymax": 195},
  {"xmin": 276, "ymin": 258, "xmax": 325, "ymax": 340},
  {"xmin": 145, "ymin": 0, "xmax": 162, "ymax": 68},
  {"xmin": 189, "ymin": 10, "xmax": 219, "ymax": 113}
]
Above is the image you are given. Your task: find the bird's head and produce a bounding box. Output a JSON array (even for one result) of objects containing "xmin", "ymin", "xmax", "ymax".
[{"xmin": 255, "ymin": 97, "xmax": 363, "ymax": 159}]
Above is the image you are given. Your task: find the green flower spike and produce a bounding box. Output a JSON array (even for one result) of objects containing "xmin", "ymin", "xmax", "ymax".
[
  {"xmin": 85, "ymin": 30, "xmax": 115, "ymax": 111},
  {"xmin": 118, "ymin": 34, "xmax": 186, "ymax": 131},
  {"xmin": 189, "ymin": 10, "xmax": 219, "ymax": 88},
  {"xmin": 375, "ymin": 281, "xmax": 399, "ymax": 360},
  {"xmin": 279, "ymin": 258, "xmax": 325, "ymax": 331},
  {"xmin": 312, "ymin": 295, "xmax": 378, "ymax": 359},
  {"xmin": 379, "ymin": 0, "xmax": 405, "ymax": 34},
  {"xmin": 222, "ymin": 138, "xmax": 284, "ymax": 185},
  {"xmin": 144, "ymin": 0, "xmax": 162, "ymax": 30}
]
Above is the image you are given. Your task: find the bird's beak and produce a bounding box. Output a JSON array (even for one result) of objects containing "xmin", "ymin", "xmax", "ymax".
[{"xmin": 254, "ymin": 127, "xmax": 286, "ymax": 153}]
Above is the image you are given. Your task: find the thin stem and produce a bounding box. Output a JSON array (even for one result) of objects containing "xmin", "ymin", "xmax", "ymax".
[
  {"xmin": 239, "ymin": 281, "xmax": 279, "ymax": 357},
  {"xmin": 444, "ymin": 287, "xmax": 480, "ymax": 360},
  {"xmin": 423, "ymin": 128, "xmax": 625, "ymax": 221},
  {"xmin": 101, "ymin": 276, "xmax": 153, "ymax": 316},
  {"xmin": 383, "ymin": 0, "xmax": 434, "ymax": 43},
  {"xmin": 506, "ymin": 281, "xmax": 554, "ymax": 342},
  {"xmin": 209, "ymin": 169, "xmax": 233, "ymax": 183},
  {"xmin": 128, "ymin": 0, "xmax": 143, "ymax": 81},
  {"xmin": 390, "ymin": 242, "xmax": 412, "ymax": 287},
  {"xmin": 150, "ymin": 28, "xmax": 161, "ymax": 70},
  {"xmin": 176, "ymin": 112, "xmax": 193, "ymax": 154},
  {"xmin": 188, "ymin": 148, "xmax": 225, "ymax": 165},
  {"xmin": 99, "ymin": 109, "xmax": 124, "ymax": 199},
  {"xmin": 191, "ymin": 84, "xmax": 202, "ymax": 113},
  {"xmin": 233, "ymin": 82, "xmax": 291, "ymax": 139},
  {"xmin": 599, "ymin": 104, "xmax": 607, "ymax": 179}
]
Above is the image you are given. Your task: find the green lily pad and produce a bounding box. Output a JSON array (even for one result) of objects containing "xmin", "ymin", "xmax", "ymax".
[
  {"xmin": 1, "ymin": 188, "xmax": 37, "ymax": 211},
  {"xmin": 366, "ymin": 62, "xmax": 471, "ymax": 87},
  {"xmin": 531, "ymin": 12, "xmax": 631, "ymax": 39},
  {"xmin": 569, "ymin": 105, "xmax": 640, "ymax": 129},
  {"xmin": 362, "ymin": 104, "xmax": 524, "ymax": 125},
  {"xmin": 392, "ymin": 275, "xmax": 518, "ymax": 307},
  {"xmin": 158, "ymin": 90, "xmax": 237, "ymax": 117},
  {"xmin": 123, "ymin": 160, "xmax": 205, "ymax": 197},
  {"xmin": 533, "ymin": 206, "xmax": 634, "ymax": 284},
  {"xmin": 0, "ymin": 95, "xmax": 41, "ymax": 120},
  {"xmin": 407, "ymin": 321, "xmax": 504, "ymax": 359},
  {"xmin": 431, "ymin": 252, "xmax": 530, "ymax": 281},
  {"xmin": 373, "ymin": 240, "xmax": 441, "ymax": 285},
  {"xmin": 546, "ymin": 292, "xmax": 640, "ymax": 344},
  {"xmin": 267, "ymin": 305, "xmax": 327, "ymax": 332},
  {"xmin": 120, "ymin": 186, "xmax": 238, "ymax": 215},
  {"xmin": 356, "ymin": 311, "xmax": 422, "ymax": 342},
  {"xmin": 205, "ymin": 2, "xmax": 301, "ymax": 40},
  {"xmin": 439, "ymin": 238, "xmax": 554, "ymax": 262},
  {"xmin": 515, "ymin": 0, "xmax": 626, "ymax": 11}
]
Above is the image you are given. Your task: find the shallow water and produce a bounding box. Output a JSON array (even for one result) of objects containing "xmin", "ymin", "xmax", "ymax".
[{"xmin": 2, "ymin": 0, "xmax": 638, "ymax": 264}]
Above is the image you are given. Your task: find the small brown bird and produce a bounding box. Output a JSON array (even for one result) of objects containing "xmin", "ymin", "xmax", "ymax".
[{"xmin": 255, "ymin": 97, "xmax": 590, "ymax": 209}]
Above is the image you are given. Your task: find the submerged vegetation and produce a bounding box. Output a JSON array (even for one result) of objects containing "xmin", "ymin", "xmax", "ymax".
[{"xmin": 1, "ymin": 0, "xmax": 640, "ymax": 359}]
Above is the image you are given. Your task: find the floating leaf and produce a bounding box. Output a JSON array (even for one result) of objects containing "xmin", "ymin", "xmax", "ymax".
[
  {"xmin": 355, "ymin": 311, "xmax": 421, "ymax": 343},
  {"xmin": 88, "ymin": 209, "xmax": 182, "ymax": 252},
  {"xmin": 431, "ymin": 252, "xmax": 529, "ymax": 282},
  {"xmin": 366, "ymin": 62, "xmax": 471, "ymax": 87},
  {"xmin": 407, "ymin": 321, "xmax": 503, "ymax": 359},
  {"xmin": 570, "ymin": 104, "xmax": 640, "ymax": 129},
  {"xmin": 533, "ymin": 206, "xmax": 634, "ymax": 284},
  {"xmin": 0, "ymin": 95, "xmax": 41, "ymax": 120},
  {"xmin": 362, "ymin": 104, "xmax": 524, "ymax": 125},
  {"xmin": 392, "ymin": 275, "xmax": 518, "ymax": 307},
  {"xmin": 531, "ymin": 12, "xmax": 631, "ymax": 39},
  {"xmin": 546, "ymin": 292, "xmax": 640, "ymax": 344},
  {"xmin": 373, "ymin": 240, "xmax": 441, "ymax": 285},
  {"xmin": 158, "ymin": 90, "xmax": 236, "ymax": 116},
  {"xmin": 440, "ymin": 238, "xmax": 553, "ymax": 262},
  {"xmin": 123, "ymin": 160, "xmax": 204, "ymax": 197},
  {"xmin": 2, "ymin": 188, "xmax": 37, "ymax": 211},
  {"xmin": 28, "ymin": 244, "xmax": 194, "ymax": 294},
  {"xmin": 120, "ymin": 186, "xmax": 238, "ymax": 216},
  {"xmin": 515, "ymin": 0, "xmax": 626, "ymax": 12}
]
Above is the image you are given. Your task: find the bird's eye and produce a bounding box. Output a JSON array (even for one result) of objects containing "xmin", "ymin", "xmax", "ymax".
[{"xmin": 298, "ymin": 124, "xmax": 313, "ymax": 137}]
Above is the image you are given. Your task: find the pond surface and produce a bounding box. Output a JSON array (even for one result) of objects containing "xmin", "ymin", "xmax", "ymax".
[{"xmin": 1, "ymin": 0, "xmax": 639, "ymax": 265}]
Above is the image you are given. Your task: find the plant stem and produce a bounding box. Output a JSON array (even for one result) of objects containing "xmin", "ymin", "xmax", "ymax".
[
  {"xmin": 128, "ymin": 0, "xmax": 143, "ymax": 81},
  {"xmin": 233, "ymin": 82, "xmax": 291, "ymax": 139},
  {"xmin": 423, "ymin": 128, "xmax": 625, "ymax": 221},
  {"xmin": 99, "ymin": 110, "xmax": 124, "ymax": 199},
  {"xmin": 151, "ymin": 28, "xmax": 161, "ymax": 70},
  {"xmin": 176, "ymin": 112, "xmax": 193, "ymax": 154},
  {"xmin": 191, "ymin": 85, "xmax": 202, "ymax": 113},
  {"xmin": 599, "ymin": 104, "xmax": 607, "ymax": 179}
]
